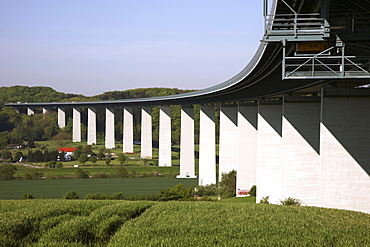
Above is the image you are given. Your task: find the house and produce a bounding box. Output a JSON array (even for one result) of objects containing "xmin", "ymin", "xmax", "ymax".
[{"xmin": 58, "ymin": 147, "xmax": 78, "ymax": 161}]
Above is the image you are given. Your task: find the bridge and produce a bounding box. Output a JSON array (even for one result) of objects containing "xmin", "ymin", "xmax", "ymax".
[{"xmin": 5, "ymin": 0, "xmax": 370, "ymax": 214}]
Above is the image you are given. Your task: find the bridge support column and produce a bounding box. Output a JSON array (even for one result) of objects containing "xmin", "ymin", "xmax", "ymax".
[
  {"xmin": 123, "ymin": 107, "xmax": 134, "ymax": 153},
  {"xmin": 236, "ymin": 103, "xmax": 258, "ymax": 197},
  {"xmin": 27, "ymin": 108, "xmax": 34, "ymax": 115},
  {"xmin": 141, "ymin": 106, "xmax": 152, "ymax": 159},
  {"xmin": 42, "ymin": 108, "xmax": 48, "ymax": 115},
  {"xmin": 87, "ymin": 107, "xmax": 97, "ymax": 145},
  {"xmin": 177, "ymin": 106, "xmax": 196, "ymax": 178},
  {"xmin": 320, "ymin": 89, "xmax": 370, "ymax": 214},
  {"xmin": 105, "ymin": 107, "xmax": 115, "ymax": 149},
  {"xmin": 159, "ymin": 106, "xmax": 172, "ymax": 166},
  {"xmin": 58, "ymin": 107, "xmax": 66, "ymax": 128},
  {"xmin": 72, "ymin": 107, "xmax": 81, "ymax": 142},
  {"xmin": 256, "ymin": 100, "xmax": 283, "ymax": 204},
  {"xmin": 219, "ymin": 104, "xmax": 238, "ymax": 181},
  {"xmin": 282, "ymin": 97, "xmax": 320, "ymax": 206},
  {"xmin": 198, "ymin": 105, "xmax": 216, "ymax": 186}
]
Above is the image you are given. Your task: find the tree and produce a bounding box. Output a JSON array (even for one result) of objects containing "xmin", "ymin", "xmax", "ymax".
[
  {"xmin": 219, "ymin": 170, "xmax": 237, "ymax": 199},
  {"xmin": 14, "ymin": 151, "xmax": 23, "ymax": 162},
  {"xmin": 117, "ymin": 153, "xmax": 128, "ymax": 166},
  {"xmin": 249, "ymin": 185, "xmax": 256, "ymax": 197},
  {"xmin": 97, "ymin": 149, "xmax": 105, "ymax": 160},
  {"xmin": 78, "ymin": 154, "xmax": 88, "ymax": 166},
  {"xmin": 89, "ymin": 156, "xmax": 98, "ymax": 166},
  {"xmin": 115, "ymin": 167, "xmax": 129, "ymax": 178},
  {"xmin": 1, "ymin": 150, "xmax": 12, "ymax": 161},
  {"xmin": 0, "ymin": 164, "xmax": 18, "ymax": 181}
]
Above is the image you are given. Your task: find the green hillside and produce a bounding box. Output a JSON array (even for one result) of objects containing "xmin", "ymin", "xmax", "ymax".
[{"xmin": 1, "ymin": 200, "xmax": 369, "ymax": 246}]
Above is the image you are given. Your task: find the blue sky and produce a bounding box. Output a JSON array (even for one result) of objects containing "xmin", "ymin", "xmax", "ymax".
[{"xmin": 0, "ymin": 0, "xmax": 263, "ymax": 96}]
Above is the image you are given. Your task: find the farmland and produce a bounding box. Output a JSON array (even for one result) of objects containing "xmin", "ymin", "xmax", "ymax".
[
  {"xmin": 0, "ymin": 178, "xmax": 197, "ymax": 199},
  {"xmin": 1, "ymin": 200, "xmax": 369, "ymax": 246}
]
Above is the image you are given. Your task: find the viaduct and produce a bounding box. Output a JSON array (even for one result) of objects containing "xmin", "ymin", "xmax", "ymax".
[{"xmin": 5, "ymin": 0, "xmax": 370, "ymax": 214}]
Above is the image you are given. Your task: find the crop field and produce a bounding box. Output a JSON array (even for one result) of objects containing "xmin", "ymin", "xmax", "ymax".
[
  {"xmin": 1, "ymin": 200, "xmax": 369, "ymax": 246},
  {"xmin": 0, "ymin": 178, "xmax": 197, "ymax": 199}
]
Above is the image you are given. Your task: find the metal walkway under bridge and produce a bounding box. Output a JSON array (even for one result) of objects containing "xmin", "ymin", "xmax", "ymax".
[{"xmin": 4, "ymin": 0, "xmax": 370, "ymax": 214}]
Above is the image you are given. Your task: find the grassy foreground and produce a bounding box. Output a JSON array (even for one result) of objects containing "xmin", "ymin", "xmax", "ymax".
[{"xmin": 1, "ymin": 200, "xmax": 369, "ymax": 246}]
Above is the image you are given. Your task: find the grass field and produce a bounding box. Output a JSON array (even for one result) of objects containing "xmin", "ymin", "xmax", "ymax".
[
  {"xmin": 1, "ymin": 200, "xmax": 369, "ymax": 246},
  {"xmin": 0, "ymin": 178, "xmax": 197, "ymax": 199}
]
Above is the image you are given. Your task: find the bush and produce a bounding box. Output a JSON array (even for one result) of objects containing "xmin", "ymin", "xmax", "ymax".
[
  {"xmin": 63, "ymin": 191, "xmax": 79, "ymax": 199},
  {"xmin": 280, "ymin": 197, "xmax": 302, "ymax": 206},
  {"xmin": 259, "ymin": 196, "xmax": 270, "ymax": 204},
  {"xmin": 194, "ymin": 184, "xmax": 217, "ymax": 196},
  {"xmin": 249, "ymin": 185, "xmax": 256, "ymax": 197},
  {"xmin": 94, "ymin": 172, "xmax": 109, "ymax": 179},
  {"xmin": 46, "ymin": 161, "xmax": 57, "ymax": 168},
  {"xmin": 20, "ymin": 193, "xmax": 34, "ymax": 199},
  {"xmin": 56, "ymin": 162, "xmax": 63, "ymax": 168},
  {"xmin": 157, "ymin": 184, "xmax": 194, "ymax": 201},
  {"xmin": 75, "ymin": 168, "xmax": 89, "ymax": 179},
  {"xmin": 24, "ymin": 171, "xmax": 44, "ymax": 180}
]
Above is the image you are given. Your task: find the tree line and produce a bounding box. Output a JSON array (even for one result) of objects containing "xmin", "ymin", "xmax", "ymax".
[{"xmin": 0, "ymin": 86, "xmax": 223, "ymax": 149}]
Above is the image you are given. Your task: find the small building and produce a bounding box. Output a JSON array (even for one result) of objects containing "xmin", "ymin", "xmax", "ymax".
[{"xmin": 58, "ymin": 147, "xmax": 78, "ymax": 161}]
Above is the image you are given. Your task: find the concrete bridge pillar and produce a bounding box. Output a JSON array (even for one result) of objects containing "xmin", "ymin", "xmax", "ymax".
[
  {"xmin": 256, "ymin": 100, "xmax": 283, "ymax": 204},
  {"xmin": 320, "ymin": 88, "xmax": 370, "ymax": 214},
  {"xmin": 282, "ymin": 97, "xmax": 321, "ymax": 206},
  {"xmin": 141, "ymin": 106, "xmax": 152, "ymax": 159},
  {"xmin": 236, "ymin": 103, "xmax": 258, "ymax": 196},
  {"xmin": 58, "ymin": 107, "xmax": 66, "ymax": 128},
  {"xmin": 105, "ymin": 107, "xmax": 115, "ymax": 149},
  {"xmin": 87, "ymin": 107, "xmax": 97, "ymax": 145},
  {"xmin": 72, "ymin": 107, "xmax": 81, "ymax": 142},
  {"xmin": 42, "ymin": 108, "xmax": 48, "ymax": 115},
  {"xmin": 27, "ymin": 108, "xmax": 34, "ymax": 115},
  {"xmin": 123, "ymin": 107, "xmax": 134, "ymax": 153},
  {"xmin": 219, "ymin": 104, "xmax": 238, "ymax": 181},
  {"xmin": 177, "ymin": 106, "xmax": 196, "ymax": 178},
  {"xmin": 198, "ymin": 105, "xmax": 216, "ymax": 186},
  {"xmin": 159, "ymin": 106, "xmax": 172, "ymax": 166}
]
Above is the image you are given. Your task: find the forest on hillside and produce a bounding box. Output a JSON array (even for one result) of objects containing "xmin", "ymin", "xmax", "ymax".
[{"xmin": 0, "ymin": 86, "xmax": 219, "ymax": 149}]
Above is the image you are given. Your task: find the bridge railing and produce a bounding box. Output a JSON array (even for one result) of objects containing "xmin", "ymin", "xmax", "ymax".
[
  {"xmin": 264, "ymin": 13, "xmax": 330, "ymax": 41},
  {"xmin": 283, "ymin": 46, "xmax": 370, "ymax": 79}
]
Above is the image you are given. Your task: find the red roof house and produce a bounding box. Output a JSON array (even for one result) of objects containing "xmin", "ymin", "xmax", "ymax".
[{"xmin": 59, "ymin": 147, "xmax": 78, "ymax": 153}]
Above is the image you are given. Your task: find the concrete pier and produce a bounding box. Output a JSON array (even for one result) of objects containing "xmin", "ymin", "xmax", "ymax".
[
  {"xmin": 159, "ymin": 106, "xmax": 172, "ymax": 166},
  {"xmin": 105, "ymin": 107, "xmax": 115, "ymax": 149},
  {"xmin": 320, "ymin": 89, "xmax": 370, "ymax": 214},
  {"xmin": 58, "ymin": 107, "xmax": 66, "ymax": 128},
  {"xmin": 87, "ymin": 107, "xmax": 97, "ymax": 145},
  {"xmin": 236, "ymin": 103, "xmax": 258, "ymax": 196},
  {"xmin": 198, "ymin": 105, "xmax": 216, "ymax": 186},
  {"xmin": 141, "ymin": 106, "xmax": 152, "ymax": 159},
  {"xmin": 219, "ymin": 104, "xmax": 238, "ymax": 181},
  {"xmin": 27, "ymin": 108, "xmax": 34, "ymax": 115},
  {"xmin": 177, "ymin": 106, "xmax": 196, "ymax": 178},
  {"xmin": 72, "ymin": 107, "xmax": 81, "ymax": 142},
  {"xmin": 123, "ymin": 107, "xmax": 134, "ymax": 153},
  {"xmin": 282, "ymin": 98, "xmax": 321, "ymax": 206},
  {"xmin": 256, "ymin": 101, "xmax": 283, "ymax": 204}
]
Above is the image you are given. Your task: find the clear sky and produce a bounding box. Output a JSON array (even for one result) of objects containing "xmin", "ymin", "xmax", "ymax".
[{"xmin": 0, "ymin": 0, "xmax": 263, "ymax": 96}]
